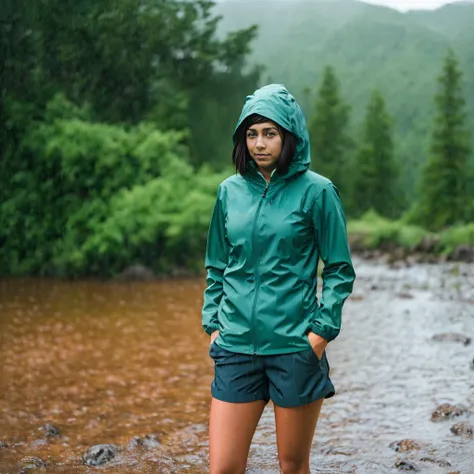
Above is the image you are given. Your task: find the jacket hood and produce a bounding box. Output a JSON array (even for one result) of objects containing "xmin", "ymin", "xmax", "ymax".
[{"xmin": 234, "ymin": 84, "xmax": 311, "ymax": 179}]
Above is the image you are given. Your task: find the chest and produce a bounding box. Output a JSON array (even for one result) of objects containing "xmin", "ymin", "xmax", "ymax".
[{"xmin": 224, "ymin": 183, "xmax": 315, "ymax": 250}]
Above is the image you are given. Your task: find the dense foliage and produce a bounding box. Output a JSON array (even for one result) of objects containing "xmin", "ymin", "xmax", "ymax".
[{"xmin": 0, "ymin": 0, "xmax": 254, "ymax": 276}]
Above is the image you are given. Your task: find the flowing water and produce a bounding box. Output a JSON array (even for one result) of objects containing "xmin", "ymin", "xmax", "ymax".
[{"xmin": 1, "ymin": 258, "xmax": 473, "ymax": 473}]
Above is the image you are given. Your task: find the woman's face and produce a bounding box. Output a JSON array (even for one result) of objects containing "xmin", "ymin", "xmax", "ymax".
[{"xmin": 246, "ymin": 121, "xmax": 283, "ymax": 173}]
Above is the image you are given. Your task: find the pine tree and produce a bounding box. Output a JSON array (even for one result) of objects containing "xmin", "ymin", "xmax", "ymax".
[
  {"xmin": 310, "ymin": 66, "xmax": 352, "ymax": 199},
  {"xmin": 352, "ymin": 90, "xmax": 399, "ymax": 218},
  {"xmin": 413, "ymin": 50, "xmax": 471, "ymax": 230}
]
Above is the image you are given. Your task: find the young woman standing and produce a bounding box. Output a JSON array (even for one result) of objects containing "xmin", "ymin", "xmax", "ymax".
[{"xmin": 202, "ymin": 84, "xmax": 356, "ymax": 474}]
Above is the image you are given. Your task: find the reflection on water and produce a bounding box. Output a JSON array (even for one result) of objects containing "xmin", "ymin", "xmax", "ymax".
[{"xmin": 0, "ymin": 259, "xmax": 473, "ymax": 473}]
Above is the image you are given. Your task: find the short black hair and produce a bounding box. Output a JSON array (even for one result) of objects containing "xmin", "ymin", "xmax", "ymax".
[{"xmin": 232, "ymin": 114, "xmax": 297, "ymax": 176}]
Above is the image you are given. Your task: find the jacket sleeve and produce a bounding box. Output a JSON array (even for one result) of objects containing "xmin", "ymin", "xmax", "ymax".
[
  {"xmin": 202, "ymin": 185, "xmax": 229, "ymax": 335},
  {"xmin": 308, "ymin": 183, "xmax": 356, "ymax": 342}
]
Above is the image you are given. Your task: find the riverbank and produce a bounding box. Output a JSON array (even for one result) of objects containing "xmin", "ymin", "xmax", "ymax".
[{"xmin": 348, "ymin": 212, "xmax": 474, "ymax": 265}]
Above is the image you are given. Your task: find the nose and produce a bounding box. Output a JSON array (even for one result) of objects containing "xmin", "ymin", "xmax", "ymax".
[{"xmin": 256, "ymin": 134, "xmax": 265, "ymax": 149}]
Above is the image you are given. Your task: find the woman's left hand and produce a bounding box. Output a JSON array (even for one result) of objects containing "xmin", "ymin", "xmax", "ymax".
[{"xmin": 307, "ymin": 331, "xmax": 328, "ymax": 361}]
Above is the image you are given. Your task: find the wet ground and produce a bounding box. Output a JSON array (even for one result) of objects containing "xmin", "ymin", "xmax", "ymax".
[{"xmin": 0, "ymin": 257, "xmax": 473, "ymax": 473}]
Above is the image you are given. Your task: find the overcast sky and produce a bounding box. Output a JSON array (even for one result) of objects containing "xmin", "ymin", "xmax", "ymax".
[{"xmin": 361, "ymin": 0, "xmax": 453, "ymax": 11}]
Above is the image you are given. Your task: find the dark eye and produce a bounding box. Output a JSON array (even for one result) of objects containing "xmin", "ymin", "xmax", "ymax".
[
  {"xmin": 247, "ymin": 131, "xmax": 256, "ymax": 138},
  {"xmin": 266, "ymin": 131, "xmax": 276, "ymax": 138}
]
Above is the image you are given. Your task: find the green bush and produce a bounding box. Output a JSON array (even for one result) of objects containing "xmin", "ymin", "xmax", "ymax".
[{"xmin": 0, "ymin": 95, "xmax": 229, "ymax": 277}]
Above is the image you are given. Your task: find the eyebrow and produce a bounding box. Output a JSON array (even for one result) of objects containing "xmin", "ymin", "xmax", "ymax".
[{"xmin": 247, "ymin": 127, "xmax": 278, "ymax": 132}]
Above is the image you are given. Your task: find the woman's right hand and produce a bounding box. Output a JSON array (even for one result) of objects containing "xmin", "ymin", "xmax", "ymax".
[{"xmin": 210, "ymin": 330, "xmax": 219, "ymax": 344}]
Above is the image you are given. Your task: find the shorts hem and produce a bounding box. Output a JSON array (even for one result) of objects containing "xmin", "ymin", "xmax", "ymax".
[
  {"xmin": 271, "ymin": 386, "xmax": 336, "ymax": 408},
  {"xmin": 211, "ymin": 389, "xmax": 270, "ymax": 405}
]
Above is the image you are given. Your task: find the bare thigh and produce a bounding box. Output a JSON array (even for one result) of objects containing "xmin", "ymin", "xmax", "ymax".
[
  {"xmin": 209, "ymin": 398, "xmax": 266, "ymax": 474},
  {"xmin": 274, "ymin": 399, "xmax": 325, "ymax": 474}
]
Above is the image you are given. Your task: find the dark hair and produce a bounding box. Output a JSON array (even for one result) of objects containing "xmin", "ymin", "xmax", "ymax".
[{"xmin": 232, "ymin": 114, "xmax": 297, "ymax": 176}]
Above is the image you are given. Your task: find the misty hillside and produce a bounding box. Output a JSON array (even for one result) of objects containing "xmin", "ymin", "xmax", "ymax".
[{"xmin": 214, "ymin": 0, "xmax": 474, "ymax": 195}]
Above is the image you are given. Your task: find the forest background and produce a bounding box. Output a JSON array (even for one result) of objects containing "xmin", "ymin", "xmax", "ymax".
[{"xmin": 1, "ymin": 0, "xmax": 473, "ymax": 278}]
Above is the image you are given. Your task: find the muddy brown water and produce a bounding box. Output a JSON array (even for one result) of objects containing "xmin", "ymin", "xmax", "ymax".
[{"xmin": 1, "ymin": 258, "xmax": 473, "ymax": 473}]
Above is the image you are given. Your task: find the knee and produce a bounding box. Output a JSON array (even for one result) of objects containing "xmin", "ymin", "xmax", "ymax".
[{"xmin": 279, "ymin": 458, "xmax": 309, "ymax": 474}]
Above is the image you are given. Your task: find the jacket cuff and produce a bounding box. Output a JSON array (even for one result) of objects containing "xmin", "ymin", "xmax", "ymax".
[
  {"xmin": 204, "ymin": 323, "xmax": 220, "ymax": 336},
  {"xmin": 306, "ymin": 323, "xmax": 337, "ymax": 343}
]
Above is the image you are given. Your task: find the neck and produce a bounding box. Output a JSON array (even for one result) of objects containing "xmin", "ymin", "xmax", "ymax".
[{"xmin": 259, "ymin": 167, "xmax": 274, "ymax": 183}]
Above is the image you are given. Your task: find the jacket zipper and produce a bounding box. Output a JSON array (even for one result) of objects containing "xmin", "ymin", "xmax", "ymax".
[{"xmin": 250, "ymin": 181, "xmax": 269, "ymax": 355}]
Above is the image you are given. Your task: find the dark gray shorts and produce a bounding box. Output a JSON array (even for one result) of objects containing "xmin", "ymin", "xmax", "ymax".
[{"xmin": 209, "ymin": 342, "xmax": 335, "ymax": 408}]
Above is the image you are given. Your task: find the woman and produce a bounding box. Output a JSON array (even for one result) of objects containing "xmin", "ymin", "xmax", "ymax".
[{"xmin": 202, "ymin": 84, "xmax": 356, "ymax": 474}]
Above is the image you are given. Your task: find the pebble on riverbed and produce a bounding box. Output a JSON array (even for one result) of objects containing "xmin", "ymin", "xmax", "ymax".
[
  {"xmin": 431, "ymin": 333, "xmax": 472, "ymax": 346},
  {"xmin": 393, "ymin": 460, "xmax": 420, "ymax": 471},
  {"xmin": 82, "ymin": 444, "xmax": 119, "ymax": 466},
  {"xmin": 0, "ymin": 441, "xmax": 8, "ymax": 448},
  {"xmin": 21, "ymin": 456, "xmax": 48, "ymax": 468},
  {"xmin": 388, "ymin": 439, "xmax": 425, "ymax": 452},
  {"xmin": 431, "ymin": 403, "xmax": 470, "ymax": 422},
  {"xmin": 31, "ymin": 439, "xmax": 48, "ymax": 447},
  {"xmin": 40, "ymin": 423, "xmax": 61, "ymax": 437},
  {"xmin": 129, "ymin": 434, "xmax": 161, "ymax": 448},
  {"xmin": 450, "ymin": 422, "xmax": 474, "ymax": 438},
  {"xmin": 419, "ymin": 457, "xmax": 451, "ymax": 467}
]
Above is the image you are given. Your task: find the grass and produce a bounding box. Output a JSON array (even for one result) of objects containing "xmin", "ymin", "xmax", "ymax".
[{"xmin": 347, "ymin": 211, "xmax": 474, "ymax": 257}]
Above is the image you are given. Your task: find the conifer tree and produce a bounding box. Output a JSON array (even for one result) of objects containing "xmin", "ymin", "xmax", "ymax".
[
  {"xmin": 413, "ymin": 50, "xmax": 471, "ymax": 230},
  {"xmin": 352, "ymin": 90, "xmax": 399, "ymax": 218},
  {"xmin": 310, "ymin": 66, "xmax": 352, "ymax": 198}
]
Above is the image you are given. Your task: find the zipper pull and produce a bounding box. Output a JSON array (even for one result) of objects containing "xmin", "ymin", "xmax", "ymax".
[{"xmin": 262, "ymin": 184, "xmax": 269, "ymax": 198}]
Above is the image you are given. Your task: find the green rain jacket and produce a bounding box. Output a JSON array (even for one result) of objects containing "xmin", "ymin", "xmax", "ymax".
[{"xmin": 202, "ymin": 84, "xmax": 355, "ymax": 355}]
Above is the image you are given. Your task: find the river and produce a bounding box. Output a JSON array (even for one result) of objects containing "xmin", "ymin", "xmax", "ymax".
[{"xmin": 0, "ymin": 258, "xmax": 473, "ymax": 473}]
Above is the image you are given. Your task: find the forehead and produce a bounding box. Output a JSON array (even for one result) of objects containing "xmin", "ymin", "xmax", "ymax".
[{"xmin": 247, "ymin": 121, "xmax": 278, "ymax": 131}]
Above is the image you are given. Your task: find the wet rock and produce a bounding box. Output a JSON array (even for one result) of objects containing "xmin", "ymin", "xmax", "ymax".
[
  {"xmin": 387, "ymin": 247, "xmax": 406, "ymax": 264},
  {"xmin": 413, "ymin": 236, "xmax": 438, "ymax": 254},
  {"xmin": 389, "ymin": 439, "xmax": 424, "ymax": 452},
  {"xmin": 431, "ymin": 403, "xmax": 470, "ymax": 422},
  {"xmin": 432, "ymin": 333, "xmax": 471, "ymax": 346},
  {"xmin": 82, "ymin": 444, "xmax": 119, "ymax": 466},
  {"xmin": 31, "ymin": 439, "xmax": 48, "ymax": 447},
  {"xmin": 450, "ymin": 422, "xmax": 473, "ymax": 437},
  {"xmin": 394, "ymin": 460, "xmax": 420, "ymax": 471},
  {"xmin": 420, "ymin": 457, "xmax": 451, "ymax": 467},
  {"xmin": 324, "ymin": 446, "xmax": 357, "ymax": 456},
  {"xmin": 0, "ymin": 441, "xmax": 8, "ymax": 448},
  {"xmin": 470, "ymin": 357, "xmax": 474, "ymax": 370},
  {"xmin": 396, "ymin": 292, "xmax": 414, "ymax": 300},
  {"xmin": 21, "ymin": 456, "xmax": 48, "ymax": 468},
  {"xmin": 41, "ymin": 423, "xmax": 61, "ymax": 437},
  {"xmin": 449, "ymin": 244, "xmax": 474, "ymax": 263},
  {"xmin": 117, "ymin": 265, "xmax": 155, "ymax": 281},
  {"xmin": 129, "ymin": 436, "xmax": 144, "ymax": 447},
  {"xmin": 129, "ymin": 434, "xmax": 161, "ymax": 448}
]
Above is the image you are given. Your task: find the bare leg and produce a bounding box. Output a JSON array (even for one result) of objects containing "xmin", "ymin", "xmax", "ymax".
[
  {"xmin": 209, "ymin": 398, "xmax": 266, "ymax": 474},
  {"xmin": 274, "ymin": 398, "xmax": 324, "ymax": 474}
]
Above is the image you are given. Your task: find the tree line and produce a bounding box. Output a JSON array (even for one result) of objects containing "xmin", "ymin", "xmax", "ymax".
[{"xmin": 310, "ymin": 50, "xmax": 473, "ymax": 230}]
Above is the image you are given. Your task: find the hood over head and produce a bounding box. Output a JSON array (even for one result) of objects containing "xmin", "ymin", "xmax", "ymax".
[{"xmin": 234, "ymin": 84, "xmax": 311, "ymax": 179}]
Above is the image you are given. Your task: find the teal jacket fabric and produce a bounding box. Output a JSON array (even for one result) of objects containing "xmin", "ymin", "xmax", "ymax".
[{"xmin": 202, "ymin": 84, "xmax": 356, "ymax": 355}]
